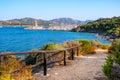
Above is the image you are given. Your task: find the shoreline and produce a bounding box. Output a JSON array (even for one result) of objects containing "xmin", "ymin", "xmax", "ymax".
[
  {"xmin": 72, "ymin": 30, "xmax": 114, "ymax": 42},
  {"xmin": 96, "ymin": 33, "xmax": 113, "ymax": 42},
  {"xmin": 91, "ymin": 32, "xmax": 114, "ymax": 42}
]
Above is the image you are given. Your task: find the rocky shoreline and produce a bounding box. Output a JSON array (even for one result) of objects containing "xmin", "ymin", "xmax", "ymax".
[
  {"xmin": 71, "ymin": 27, "xmax": 114, "ymax": 42},
  {"xmin": 95, "ymin": 33, "xmax": 113, "ymax": 42},
  {"xmin": 95, "ymin": 32, "xmax": 119, "ymax": 42}
]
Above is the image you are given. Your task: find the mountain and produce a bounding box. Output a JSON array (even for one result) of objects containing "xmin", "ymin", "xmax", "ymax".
[
  {"xmin": 49, "ymin": 18, "xmax": 84, "ymax": 25},
  {"xmin": 5, "ymin": 17, "xmax": 50, "ymax": 26},
  {"xmin": 72, "ymin": 16, "xmax": 120, "ymax": 39},
  {"xmin": 0, "ymin": 17, "xmax": 91, "ymax": 26}
]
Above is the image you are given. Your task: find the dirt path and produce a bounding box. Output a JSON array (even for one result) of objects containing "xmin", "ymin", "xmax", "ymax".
[{"xmin": 33, "ymin": 49, "xmax": 108, "ymax": 80}]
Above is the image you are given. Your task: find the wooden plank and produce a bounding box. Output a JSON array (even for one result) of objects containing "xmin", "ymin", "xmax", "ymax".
[{"xmin": 0, "ymin": 50, "xmax": 63, "ymax": 56}]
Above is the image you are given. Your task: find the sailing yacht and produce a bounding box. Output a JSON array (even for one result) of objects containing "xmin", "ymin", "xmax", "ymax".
[
  {"xmin": 32, "ymin": 20, "xmax": 43, "ymax": 30},
  {"xmin": 24, "ymin": 20, "xmax": 43, "ymax": 30}
]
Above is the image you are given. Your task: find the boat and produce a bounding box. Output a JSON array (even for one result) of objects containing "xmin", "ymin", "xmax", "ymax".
[{"xmin": 24, "ymin": 20, "xmax": 43, "ymax": 30}]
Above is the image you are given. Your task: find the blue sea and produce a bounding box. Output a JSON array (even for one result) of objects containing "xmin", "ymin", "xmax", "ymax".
[{"xmin": 0, "ymin": 26, "xmax": 111, "ymax": 53}]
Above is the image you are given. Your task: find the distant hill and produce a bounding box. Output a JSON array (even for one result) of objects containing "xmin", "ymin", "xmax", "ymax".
[
  {"xmin": 1, "ymin": 17, "xmax": 50, "ymax": 26},
  {"xmin": 0, "ymin": 17, "xmax": 91, "ymax": 26},
  {"xmin": 72, "ymin": 16, "xmax": 120, "ymax": 39},
  {"xmin": 49, "ymin": 18, "xmax": 83, "ymax": 25}
]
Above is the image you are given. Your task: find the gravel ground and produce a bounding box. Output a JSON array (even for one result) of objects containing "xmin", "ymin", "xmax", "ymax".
[{"xmin": 33, "ymin": 49, "xmax": 108, "ymax": 80}]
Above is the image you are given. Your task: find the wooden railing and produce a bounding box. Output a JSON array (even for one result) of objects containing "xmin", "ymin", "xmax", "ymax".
[{"xmin": 0, "ymin": 45, "xmax": 80, "ymax": 76}]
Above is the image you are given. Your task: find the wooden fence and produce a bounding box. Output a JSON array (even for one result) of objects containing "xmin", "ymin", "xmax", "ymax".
[{"xmin": 0, "ymin": 45, "xmax": 80, "ymax": 76}]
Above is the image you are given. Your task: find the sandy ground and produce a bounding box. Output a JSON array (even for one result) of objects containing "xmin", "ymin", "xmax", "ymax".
[{"xmin": 33, "ymin": 49, "xmax": 108, "ymax": 80}]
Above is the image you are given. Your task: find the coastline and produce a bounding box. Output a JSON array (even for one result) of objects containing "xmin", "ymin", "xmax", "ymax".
[
  {"xmin": 82, "ymin": 32, "xmax": 113, "ymax": 42},
  {"xmin": 96, "ymin": 33, "xmax": 114, "ymax": 42},
  {"xmin": 71, "ymin": 29, "xmax": 114, "ymax": 42}
]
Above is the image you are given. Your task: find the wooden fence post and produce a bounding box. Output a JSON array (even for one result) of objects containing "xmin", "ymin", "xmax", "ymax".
[
  {"xmin": 71, "ymin": 49, "xmax": 74, "ymax": 60},
  {"xmin": 64, "ymin": 50, "xmax": 66, "ymax": 66},
  {"xmin": 77, "ymin": 47, "xmax": 79, "ymax": 56},
  {"xmin": 43, "ymin": 53, "xmax": 47, "ymax": 76},
  {"xmin": 0, "ymin": 56, "xmax": 3, "ymax": 65}
]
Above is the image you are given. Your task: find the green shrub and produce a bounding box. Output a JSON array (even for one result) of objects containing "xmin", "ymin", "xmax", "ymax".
[
  {"xmin": 40, "ymin": 43, "xmax": 64, "ymax": 50},
  {"xmin": 103, "ymin": 39, "xmax": 120, "ymax": 79},
  {"xmin": 103, "ymin": 54, "xmax": 113, "ymax": 78},
  {"xmin": 79, "ymin": 39, "xmax": 95, "ymax": 54}
]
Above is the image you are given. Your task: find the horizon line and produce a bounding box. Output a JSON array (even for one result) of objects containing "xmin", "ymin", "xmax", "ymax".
[{"xmin": 0, "ymin": 16, "xmax": 120, "ymax": 21}]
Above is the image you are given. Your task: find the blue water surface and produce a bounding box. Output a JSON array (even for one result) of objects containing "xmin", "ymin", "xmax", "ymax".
[{"xmin": 0, "ymin": 26, "xmax": 111, "ymax": 53}]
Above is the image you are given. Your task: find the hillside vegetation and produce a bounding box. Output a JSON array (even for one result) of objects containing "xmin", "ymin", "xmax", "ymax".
[{"xmin": 72, "ymin": 16, "xmax": 120, "ymax": 39}]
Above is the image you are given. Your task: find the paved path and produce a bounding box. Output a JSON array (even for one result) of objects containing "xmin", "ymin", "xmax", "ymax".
[{"xmin": 33, "ymin": 49, "xmax": 108, "ymax": 80}]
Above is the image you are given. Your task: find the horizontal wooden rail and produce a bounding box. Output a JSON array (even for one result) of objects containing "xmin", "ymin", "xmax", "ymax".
[
  {"xmin": 0, "ymin": 50, "xmax": 62, "ymax": 56},
  {"xmin": 0, "ymin": 45, "xmax": 79, "ymax": 56}
]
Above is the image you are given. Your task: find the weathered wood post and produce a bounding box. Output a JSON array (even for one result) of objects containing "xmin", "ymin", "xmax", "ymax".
[
  {"xmin": 43, "ymin": 53, "xmax": 47, "ymax": 76},
  {"xmin": 71, "ymin": 49, "xmax": 74, "ymax": 60},
  {"xmin": 64, "ymin": 50, "xmax": 66, "ymax": 66},
  {"xmin": 0, "ymin": 56, "xmax": 3, "ymax": 65},
  {"xmin": 77, "ymin": 47, "xmax": 79, "ymax": 56}
]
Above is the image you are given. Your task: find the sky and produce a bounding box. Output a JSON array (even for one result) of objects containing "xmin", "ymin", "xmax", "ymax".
[{"xmin": 0, "ymin": 0, "xmax": 120, "ymax": 20}]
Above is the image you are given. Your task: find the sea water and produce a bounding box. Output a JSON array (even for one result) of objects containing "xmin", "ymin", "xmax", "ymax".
[{"xmin": 0, "ymin": 26, "xmax": 111, "ymax": 53}]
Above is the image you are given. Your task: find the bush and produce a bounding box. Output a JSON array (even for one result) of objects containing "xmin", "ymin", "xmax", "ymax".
[
  {"xmin": 91, "ymin": 40, "xmax": 102, "ymax": 48},
  {"xmin": 62, "ymin": 40, "xmax": 80, "ymax": 48},
  {"xmin": 79, "ymin": 40, "xmax": 96, "ymax": 54},
  {"xmin": 103, "ymin": 54, "xmax": 113, "ymax": 78},
  {"xmin": 103, "ymin": 39, "xmax": 120, "ymax": 79},
  {"xmin": 0, "ymin": 56, "xmax": 33, "ymax": 80},
  {"xmin": 40, "ymin": 43, "xmax": 64, "ymax": 50},
  {"xmin": 101, "ymin": 44, "xmax": 110, "ymax": 49},
  {"xmin": 0, "ymin": 74, "xmax": 11, "ymax": 80}
]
